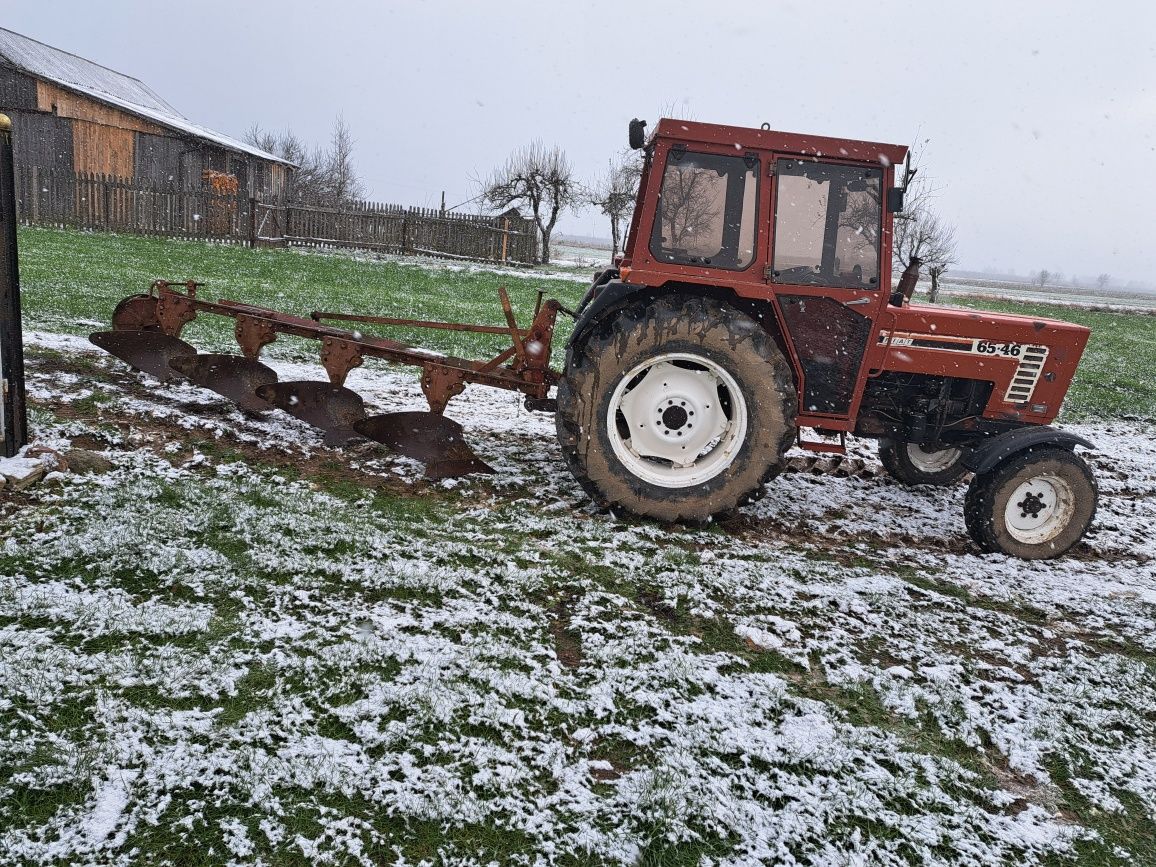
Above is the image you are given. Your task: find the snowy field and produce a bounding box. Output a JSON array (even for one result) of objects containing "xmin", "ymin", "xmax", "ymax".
[
  {"xmin": 933, "ymin": 279, "xmax": 1156, "ymax": 315},
  {"xmin": 2, "ymin": 331, "xmax": 1154, "ymax": 865}
]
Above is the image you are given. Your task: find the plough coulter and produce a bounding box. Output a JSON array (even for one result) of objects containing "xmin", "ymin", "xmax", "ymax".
[
  {"xmin": 91, "ymin": 279, "xmax": 565, "ymax": 479},
  {"xmin": 92, "ymin": 117, "xmax": 1102, "ymax": 560}
]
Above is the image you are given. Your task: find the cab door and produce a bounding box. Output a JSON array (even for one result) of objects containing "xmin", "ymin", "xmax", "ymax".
[{"xmin": 762, "ymin": 157, "xmax": 886, "ymax": 422}]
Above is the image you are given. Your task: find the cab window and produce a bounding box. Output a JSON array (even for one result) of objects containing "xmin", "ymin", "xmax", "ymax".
[
  {"xmin": 649, "ymin": 151, "xmax": 758, "ymax": 270},
  {"xmin": 771, "ymin": 161, "xmax": 882, "ymax": 288}
]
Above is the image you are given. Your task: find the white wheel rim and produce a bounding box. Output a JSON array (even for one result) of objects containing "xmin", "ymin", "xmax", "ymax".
[
  {"xmin": 906, "ymin": 443, "xmax": 962, "ymax": 473},
  {"xmin": 1004, "ymin": 473, "xmax": 1076, "ymax": 545},
  {"xmin": 607, "ymin": 352, "xmax": 748, "ymax": 488}
]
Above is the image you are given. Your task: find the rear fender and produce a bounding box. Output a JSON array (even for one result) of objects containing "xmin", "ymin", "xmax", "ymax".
[
  {"xmin": 963, "ymin": 426, "xmax": 1095, "ymax": 475},
  {"xmin": 569, "ymin": 279, "xmax": 655, "ymax": 351},
  {"xmin": 568, "ymin": 279, "xmax": 787, "ymax": 360}
]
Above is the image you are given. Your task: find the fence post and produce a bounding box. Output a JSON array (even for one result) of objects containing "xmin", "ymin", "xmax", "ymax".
[
  {"xmin": 248, "ymin": 196, "xmax": 257, "ymax": 247},
  {"xmin": 29, "ymin": 165, "xmax": 40, "ymax": 225},
  {"xmin": 0, "ymin": 114, "xmax": 28, "ymax": 457}
]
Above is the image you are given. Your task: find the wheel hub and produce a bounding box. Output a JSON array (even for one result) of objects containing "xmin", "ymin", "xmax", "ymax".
[
  {"xmin": 608, "ymin": 354, "xmax": 748, "ymax": 488},
  {"xmin": 906, "ymin": 442, "xmax": 963, "ymax": 473},
  {"xmin": 1017, "ymin": 490, "xmax": 1047, "ymax": 519},
  {"xmin": 660, "ymin": 403, "xmax": 690, "ymax": 432},
  {"xmin": 1003, "ymin": 473, "xmax": 1076, "ymax": 545}
]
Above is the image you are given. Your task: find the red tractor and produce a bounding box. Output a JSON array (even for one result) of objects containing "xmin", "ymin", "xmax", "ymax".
[
  {"xmin": 553, "ymin": 118, "xmax": 1096, "ymax": 559},
  {"xmin": 91, "ymin": 118, "xmax": 1097, "ymax": 560}
]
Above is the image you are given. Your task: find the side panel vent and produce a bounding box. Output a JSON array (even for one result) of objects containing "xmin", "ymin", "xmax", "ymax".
[{"xmin": 1004, "ymin": 345, "xmax": 1049, "ymax": 403}]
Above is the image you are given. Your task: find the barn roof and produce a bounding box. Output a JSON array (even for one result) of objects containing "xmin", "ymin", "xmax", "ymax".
[{"xmin": 0, "ymin": 27, "xmax": 292, "ymax": 166}]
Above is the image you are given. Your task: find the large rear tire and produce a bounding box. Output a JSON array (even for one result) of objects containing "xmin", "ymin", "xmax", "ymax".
[
  {"xmin": 963, "ymin": 447, "xmax": 1097, "ymax": 559},
  {"xmin": 556, "ymin": 296, "xmax": 796, "ymax": 523}
]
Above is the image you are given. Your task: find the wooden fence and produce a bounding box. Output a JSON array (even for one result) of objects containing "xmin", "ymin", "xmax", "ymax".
[
  {"xmin": 14, "ymin": 164, "xmax": 539, "ymax": 265},
  {"xmin": 261, "ymin": 201, "xmax": 538, "ymax": 265},
  {"xmin": 16, "ymin": 166, "xmax": 252, "ymax": 243}
]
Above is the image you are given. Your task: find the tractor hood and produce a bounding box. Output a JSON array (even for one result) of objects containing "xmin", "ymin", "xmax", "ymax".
[
  {"xmin": 890, "ymin": 302, "xmax": 1091, "ymax": 365},
  {"xmin": 879, "ymin": 302, "xmax": 1091, "ymax": 424}
]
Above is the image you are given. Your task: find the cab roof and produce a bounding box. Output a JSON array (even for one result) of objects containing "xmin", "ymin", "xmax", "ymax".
[{"xmin": 653, "ymin": 118, "xmax": 909, "ymax": 166}]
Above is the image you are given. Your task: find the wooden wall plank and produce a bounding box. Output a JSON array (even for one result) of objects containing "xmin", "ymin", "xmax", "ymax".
[
  {"xmin": 35, "ymin": 81, "xmax": 165, "ymax": 135},
  {"xmin": 6, "ymin": 110, "xmax": 72, "ymax": 173},
  {"xmin": 134, "ymin": 132, "xmax": 199, "ymax": 186},
  {"xmin": 71, "ymin": 120, "xmax": 134, "ymax": 177},
  {"xmin": 0, "ymin": 67, "xmax": 39, "ymax": 109}
]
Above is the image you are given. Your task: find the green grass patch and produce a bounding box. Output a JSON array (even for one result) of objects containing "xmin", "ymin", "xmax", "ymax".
[
  {"xmin": 17, "ymin": 226, "xmax": 587, "ymax": 363},
  {"xmin": 1042, "ymin": 754, "xmax": 1156, "ymax": 866},
  {"xmin": 20, "ymin": 227, "xmax": 1156, "ymax": 422}
]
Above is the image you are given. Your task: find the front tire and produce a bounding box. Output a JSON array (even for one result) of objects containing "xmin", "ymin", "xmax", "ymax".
[
  {"xmin": 556, "ymin": 296, "xmax": 796, "ymax": 523},
  {"xmin": 963, "ymin": 447, "xmax": 1097, "ymax": 559},
  {"xmin": 879, "ymin": 440, "xmax": 967, "ymax": 486}
]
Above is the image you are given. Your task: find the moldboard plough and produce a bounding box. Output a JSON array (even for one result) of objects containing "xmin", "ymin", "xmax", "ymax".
[{"xmin": 90, "ymin": 279, "xmax": 565, "ymax": 479}]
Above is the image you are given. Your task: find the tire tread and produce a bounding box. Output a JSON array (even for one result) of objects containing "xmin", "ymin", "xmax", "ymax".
[{"xmin": 556, "ymin": 296, "xmax": 796, "ymax": 522}]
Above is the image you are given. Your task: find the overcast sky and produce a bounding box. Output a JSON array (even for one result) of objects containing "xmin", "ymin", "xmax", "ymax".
[{"xmin": 7, "ymin": 1, "xmax": 1155, "ymax": 284}]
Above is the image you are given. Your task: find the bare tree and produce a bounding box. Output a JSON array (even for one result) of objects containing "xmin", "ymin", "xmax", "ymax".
[
  {"xmin": 481, "ymin": 141, "xmax": 577, "ymax": 264},
  {"xmin": 323, "ymin": 115, "xmax": 362, "ymax": 207},
  {"xmin": 585, "ymin": 154, "xmax": 642, "ymax": 257},
  {"xmin": 894, "ymin": 209, "xmax": 958, "ymax": 303},
  {"xmin": 891, "ymin": 148, "xmax": 958, "ymax": 303},
  {"xmin": 1036, "ymin": 269, "xmax": 1050, "ymax": 287},
  {"xmin": 1097, "ymin": 273, "xmax": 1111, "ymax": 290},
  {"xmin": 245, "ymin": 124, "xmax": 323, "ymax": 203},
  {"xmin": 244, "ymin": 117, "xmax": 362, "ymax": 207},
  {"xmin": 656, "ymin": 161, "xmax": 719, "ymax": 251},
  {"xmin": 244, "ymin": 124, "xmax": 278, "ymax": 155}
]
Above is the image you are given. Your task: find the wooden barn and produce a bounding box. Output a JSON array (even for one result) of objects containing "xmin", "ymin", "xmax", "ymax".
[{"xmin": 0, "ymin": 27, "xmax": 292, "ymax": 199}]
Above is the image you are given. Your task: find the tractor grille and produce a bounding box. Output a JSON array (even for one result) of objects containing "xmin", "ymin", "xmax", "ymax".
[{"xmin": 1004, "ymin": 345, "xmax": 1049, "ymax": 403}]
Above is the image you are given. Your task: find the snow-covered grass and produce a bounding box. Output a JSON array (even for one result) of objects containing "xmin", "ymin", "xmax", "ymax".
[
  {"xmin": 4, "ymin": 330, "xmax": 1155, "ymax": 865},
  {"xmin": 4, "ymin": 230, "xmax": 1156, "ymax": 864}
]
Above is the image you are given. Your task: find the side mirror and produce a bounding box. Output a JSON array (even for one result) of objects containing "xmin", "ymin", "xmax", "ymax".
[
  {"xmin": 629, "ymin": 118, "xmax": 647, "ymax": 150},
  {"xmin": 886, "ymin": 187, "xmax": 905, "ymax": 213}
]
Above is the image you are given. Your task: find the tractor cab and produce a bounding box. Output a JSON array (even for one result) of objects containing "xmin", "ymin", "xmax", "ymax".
[
  {"xmin": 618, "ymin": 118, "xmax": 905, "ymax": 294},
  {"xmin": 604, "ymin": 119, "xmax": 909, "ymax": 430}
]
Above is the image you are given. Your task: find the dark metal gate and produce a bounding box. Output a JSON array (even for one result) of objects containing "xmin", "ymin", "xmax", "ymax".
[{"xmin": 0, "ymin": 113, "xmax": 27, "ymax": 458}]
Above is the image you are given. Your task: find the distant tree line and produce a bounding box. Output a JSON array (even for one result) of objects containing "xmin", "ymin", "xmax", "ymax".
[{"xmin": 1030, "ymin": 270, "xmax": 1114, "ymax": 291}]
